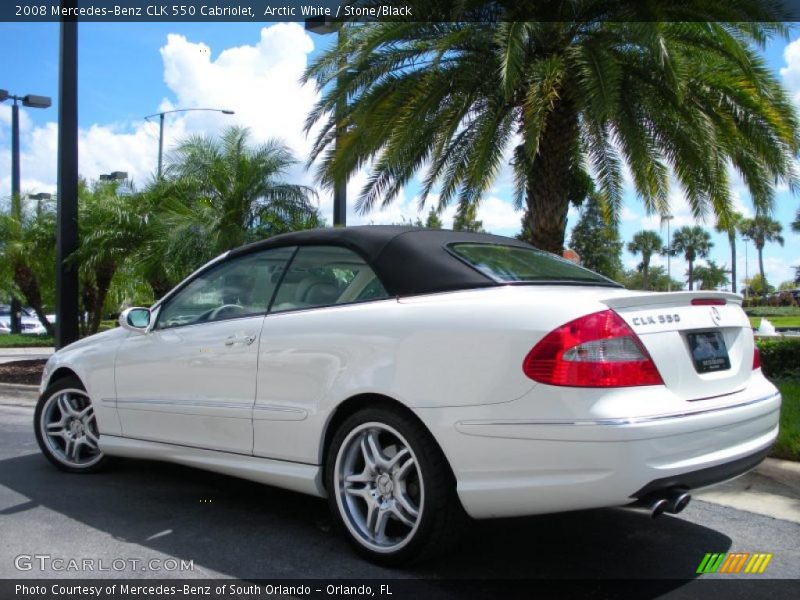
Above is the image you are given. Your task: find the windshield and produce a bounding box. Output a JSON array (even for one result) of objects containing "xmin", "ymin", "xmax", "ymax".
[{"xmin": 449, "ymin": 243, "xmax": 619, "ymax": 286}]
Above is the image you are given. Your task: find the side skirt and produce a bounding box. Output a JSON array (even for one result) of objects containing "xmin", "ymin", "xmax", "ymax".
[{"xmin": 99, "ymin": 435, "xmax": 326, "ymax": 498}]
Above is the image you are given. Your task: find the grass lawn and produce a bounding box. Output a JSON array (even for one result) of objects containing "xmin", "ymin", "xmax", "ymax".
[
  {"xmin": 0, "ymin": 335, "xmax": 54, "ymax": 348},
  {"xmin": 774, "ymin": 380, "xmax": 800, "ymax": 461},
  {"xmin": 749, "ymin": 316, "xmax": 800, "ymax": 329}
]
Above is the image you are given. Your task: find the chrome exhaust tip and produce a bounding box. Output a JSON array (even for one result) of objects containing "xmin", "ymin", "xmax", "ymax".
[
  {"xmin": 629, "ymin": 496, "xmax": 670, "ymax": 519},
  {"xmin": 650, "ymin": 498, "xmax": 669, "ymax": 519},
  {"xmin": 666, "ymin": 491, "xmax": 691, "ymax": 514}
]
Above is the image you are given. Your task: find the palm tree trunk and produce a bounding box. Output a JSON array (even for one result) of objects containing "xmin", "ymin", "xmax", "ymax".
[
  {"xmin": 688, "ymin": 260, "xmax": 694, "ymax": 291},
  {"xmin": 729, "ymin": 234, "xmax": 737, "ymax": 294},
  {"xmin": 89, "ymin": 262, "xmax": 116, "ymax": 334},
  {"xmin": 758, "ymin": 246, "xmax": 766, "ymax": 297},
  {"xmin": 522, "ymin": 98, "xmax": 579, "ymax": 254},
  {"xmin": 642, "ymin": 256, "xmax": 650, "ymax": 291},
  {"xmin": 12, "ymin": 260, "xmax": 54, "ymax": 337}
]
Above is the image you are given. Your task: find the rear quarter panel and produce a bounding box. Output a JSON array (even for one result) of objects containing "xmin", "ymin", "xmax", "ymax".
[{"xmin": 253, "ymin": 286, "xmax": 610, "ymax": 463}]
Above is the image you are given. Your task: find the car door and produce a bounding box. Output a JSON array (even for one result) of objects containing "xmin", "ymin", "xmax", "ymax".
[
  {"xmin": 253, "ymin": 245, "xmax": 392, "ymax": 463},
  {"xmin": 114, "ymin": 247, "xmax": 295, "ymax": 454}
]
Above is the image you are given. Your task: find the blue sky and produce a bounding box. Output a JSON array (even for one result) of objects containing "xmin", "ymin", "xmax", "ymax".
[{"xmin": 1, "ymin": 21, "xmax": 798, "ymax": 289}]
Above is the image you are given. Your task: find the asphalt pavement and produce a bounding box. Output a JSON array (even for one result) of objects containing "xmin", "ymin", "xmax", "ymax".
[{"xmin": 1, "ymin": 398, "xmax": 798, "ymax": 595}]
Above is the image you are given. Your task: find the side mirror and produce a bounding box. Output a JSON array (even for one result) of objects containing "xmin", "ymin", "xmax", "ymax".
[{"xmin": 119, "ymin": 307, "xmax": 151, "ymax": 333}]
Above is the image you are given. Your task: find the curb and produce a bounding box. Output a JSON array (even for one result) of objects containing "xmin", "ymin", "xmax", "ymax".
[
  {"xmin": 0, "ymin": 347, "xmax": 54, "ymax": 356},
  {"xmin": 0, "ymin": 382, "xmax": 39, "ymax": 405}
]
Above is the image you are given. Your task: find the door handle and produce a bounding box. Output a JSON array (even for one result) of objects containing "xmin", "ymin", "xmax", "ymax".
[{"xmin": 224, "ymin": 335, "xmax": 256, "ymax": 346}]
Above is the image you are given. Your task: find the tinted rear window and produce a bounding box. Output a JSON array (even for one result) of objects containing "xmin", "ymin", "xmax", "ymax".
[{"xmin": 449, "ymin": 243, "xmax": 618, "ymax": 286}]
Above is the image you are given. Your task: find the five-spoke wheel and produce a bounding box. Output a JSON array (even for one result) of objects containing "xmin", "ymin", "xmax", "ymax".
[
  {"xmin": 326, "ymin": 407, "xmax": 464, "ymax": 564},
  {"xmin": 335, "ymin": 422, "xmax": 423, "ymax": 553},
  {"xmin": 34, "ymin": 376, "xmax": 107, "ymax": 472}
]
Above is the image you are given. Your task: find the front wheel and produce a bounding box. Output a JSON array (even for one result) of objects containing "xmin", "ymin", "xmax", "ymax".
[
  {"xmin": 34, "ymin": 376, "xmax": 109, "ymax": 473},
  {"xmin": 325, "ymin": 407, "xmax": 464, "ymax": 564}
]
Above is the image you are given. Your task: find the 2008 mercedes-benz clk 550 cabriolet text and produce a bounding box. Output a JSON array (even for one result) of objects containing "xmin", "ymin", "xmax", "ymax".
[{"xmin": 35, "ymin": 226, "xmax": 780, "ymax": 563}]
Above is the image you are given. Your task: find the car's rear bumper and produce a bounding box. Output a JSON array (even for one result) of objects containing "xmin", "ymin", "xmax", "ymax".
[{"xmin": 414, "ymin": 383, "xmax": 780, "ymax": 519}]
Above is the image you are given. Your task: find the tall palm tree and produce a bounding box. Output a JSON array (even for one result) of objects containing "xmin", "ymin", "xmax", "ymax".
[
  {"xmin": 739, "ymin": 215, "xmax": 784, "ymax": 296},
  {"xmin": 627, "ymin": 230, "xmax": 663, "ymax": 291},
  {"xmin": 303, "ymin": 5, "xmax": 799, "ymax": 253},
  {"xmin": 715, "ymin": 211, "xmax": 744, "ymax": 294},
  {"xmin": 0, "ymin": 203, "xmax": 56, "ymax": 335},
  {"xmin": 670, "ymin": 226, "xmax": 713, "ymax": 291},
  {"xmin": 162, "ymin": 126, "xmax": 319, "ymax": 261}
]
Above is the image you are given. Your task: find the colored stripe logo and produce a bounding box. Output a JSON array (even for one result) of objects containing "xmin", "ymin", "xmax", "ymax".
[{"xmin": 696, "ymin": 552, "xmax": 773, "ymax": 574}]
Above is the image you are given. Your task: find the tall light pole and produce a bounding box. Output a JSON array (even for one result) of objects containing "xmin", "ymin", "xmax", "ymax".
[
  {"xmin": 56, "ymin": 9, "xmax": 81, "ymax": 349},
  {"xmin": 661, "ymin": 213, "xmax": 674, "ymax": 292},
  {"xmin": 144, "ymin": 108, "xmax": 234, "ymax": 178},
  {"xmin": 0, "ymin": 89, "xmax": 52, "ymax": 334},
  {"xmin": 305, "ymin": 17, "xmax": 347, "ymax": 226}
]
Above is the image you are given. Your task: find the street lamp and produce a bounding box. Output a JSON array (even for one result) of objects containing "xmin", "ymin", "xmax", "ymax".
[
  {"xmin": 305, "ymin": 18, "xmax": 347, "ymax": 226},
  {"xmin": 144, "ymin": 108, "xmax": 234, "ymax": 178},
  {"xmin": 28, "ymin": 192, "xmax": 52, "ymax": 217},
  {"xmin": 99, "ymin": 171, "xmax": 128, "ymax": 181},
  {"xmin": 1, "ymin": 88, "xmax": 52, "ymax": 334},
  {"xmin": 661, "ymin": 213, "xmax": 674, "ymax": 292}
]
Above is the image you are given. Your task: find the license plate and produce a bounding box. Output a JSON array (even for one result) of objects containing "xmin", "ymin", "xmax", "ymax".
[{"xmin": 687, "ymin": 331, "xmax": 731, "ymax": 373}]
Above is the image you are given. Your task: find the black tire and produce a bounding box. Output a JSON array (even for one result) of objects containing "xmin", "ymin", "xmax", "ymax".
[
  {"xmin": 325, "ymin": 406, "xmax": 465, "ymax": 565},
  {"xmin": 34, "ymin": 375, "xmax": 110, "ymax": 473}
]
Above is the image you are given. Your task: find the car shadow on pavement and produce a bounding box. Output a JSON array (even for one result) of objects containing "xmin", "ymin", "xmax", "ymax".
[{"xmin": 0, "ymin": 452, "xmax": 731, "ymax": 584}]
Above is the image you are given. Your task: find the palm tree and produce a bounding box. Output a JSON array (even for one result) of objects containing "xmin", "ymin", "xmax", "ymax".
[
  {"xmin": 627, "ymin": 231, "xmax": 663, "ymax": 291},
  {"xmin": 670, "ymin": 226, "xmax": 713, "ymax": 290},
  {"xmin": 739, "ymin": 215, "xmax": 784, "ymax": 296},
  {"xmin": 161, "ymin": 126, "xmax": 319, "ymax": 261},
  {"xmin": 792, "ymin": 208, "xmax": 799, "ymax": 233},
  {"xmin": 715, "ymin": 211, "xmax": 744, "ymax": 294},
  {"xmin": 691, "ymin": 260, "xmax": 731, "ymax": 291},
  {"xmin": 0, "ymin": 202, "xmax": 56, "ymax": 335},
  {"xmin": 303, "ymin": 7, "xmax": 799, "ymax": 253}
]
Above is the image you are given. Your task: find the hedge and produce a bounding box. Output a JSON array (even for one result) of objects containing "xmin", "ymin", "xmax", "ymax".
[{"xmin": 756, "ymin": 337, "xmax": 800, "ymax": 380}]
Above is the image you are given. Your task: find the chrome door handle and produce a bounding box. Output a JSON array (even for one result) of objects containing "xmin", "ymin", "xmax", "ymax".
[{"xmin": 225, "ymin": 335, "xmax": 256, "ymax": 346}]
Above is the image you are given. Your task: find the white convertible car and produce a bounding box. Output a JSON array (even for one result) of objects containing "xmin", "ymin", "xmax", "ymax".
[{"xmin": 35, "ymin": 226, "xmax": 780, "ymax": 563}]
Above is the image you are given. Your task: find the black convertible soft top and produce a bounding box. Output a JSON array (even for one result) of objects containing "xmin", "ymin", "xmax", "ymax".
[{"xmin": 229, "ymin": 225, "xmax": 534, "ymax": 297}]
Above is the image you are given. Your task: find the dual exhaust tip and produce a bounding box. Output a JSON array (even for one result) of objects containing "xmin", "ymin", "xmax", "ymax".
[{"xmin": 631, "ymin": 489, "xmax": 691, "ymax": 519}]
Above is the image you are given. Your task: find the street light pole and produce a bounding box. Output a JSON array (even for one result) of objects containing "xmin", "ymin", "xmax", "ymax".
[
  {"xmin": 144, "ymin": 108, "xmax": 234, "ymax": 178},
  {"xmin": 661, "ymin": 213, "xmax": 674, "ymax": 292},
  {"xmin": 305, "ymin": 18, "xmax": 347, "ymax": 226},
  {"xmin": 1, "ymin": 89, "xmax": 52, "ymax": 334},
  {"xmin": 56, "ymin": 13, "xmax": 80, "ymax": 348}
]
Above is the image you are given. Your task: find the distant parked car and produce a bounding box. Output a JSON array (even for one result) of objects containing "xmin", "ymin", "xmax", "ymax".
[{"xmin": 0, "ymin": 305, "xmax": 49, "ymax": 335}]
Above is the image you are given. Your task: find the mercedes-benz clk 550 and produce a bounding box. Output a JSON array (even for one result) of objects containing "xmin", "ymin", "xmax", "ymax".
[{"xmin": 35, "ymin": 226, "xmax": 780, "ymax": 563}]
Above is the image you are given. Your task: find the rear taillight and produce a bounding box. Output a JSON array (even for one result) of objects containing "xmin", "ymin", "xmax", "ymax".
[
  {"xmin": 523, "ymin": 310, "xmax": 664, "ymax": 387},
  {"xmin": 753, "ymin": 346, "xmax": 761, "ymax": 370}
]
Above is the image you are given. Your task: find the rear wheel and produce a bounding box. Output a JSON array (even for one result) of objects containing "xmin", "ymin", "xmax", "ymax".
[
  {"xmin": 34, "ymin": 376, "xmax": 108, "ymax": 473},
  {"xmin": 325, "ymin": 407, "xmax": 464, "ymax": 564}
]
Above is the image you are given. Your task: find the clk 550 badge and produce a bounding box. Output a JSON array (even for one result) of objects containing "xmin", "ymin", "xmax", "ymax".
[{"xmin": 632, "ymin": 313, "xmax": 681, "ymax": 326}]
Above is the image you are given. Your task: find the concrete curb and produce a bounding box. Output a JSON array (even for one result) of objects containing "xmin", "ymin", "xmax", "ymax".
[
  {"xmin": 0, "ymin": 347, "xmax": 54, "ymax": 356},
  {"xmin": 0, "ymin": 382, "xmax": 39, "ymax": 405}
]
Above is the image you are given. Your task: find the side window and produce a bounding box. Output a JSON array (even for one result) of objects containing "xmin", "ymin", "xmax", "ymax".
[
  {"xmin": 271, "ymin": 245, "xmax": 389, "ymax": 313},
  {"xmin": 156, "ymin": 247, "xmax": 295, "ymax": 329}
]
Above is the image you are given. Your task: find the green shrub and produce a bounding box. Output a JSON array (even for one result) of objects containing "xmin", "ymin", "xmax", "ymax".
[
  {"xmin": 774, "ymin": 380, "xmax": 800, "ymax": 461},
  {"xmin": 0, "ymin": 335, "xmax": 54, "ymax": 348},
  {"xmin": 756, "ymin": 337, "xmax": 800, "ymax": 380},
  {"xmin": 745, "ymin": 306, "xmax": 800, "ymax": 317}
]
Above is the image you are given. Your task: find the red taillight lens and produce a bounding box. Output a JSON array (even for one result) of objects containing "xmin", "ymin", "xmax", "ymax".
[
  {"xmin": 753, "ymin": 346, "xmax": 761, "ymax": 370},
  {"xmin": 523, "ymin": 310, "xmax": 664, "ymax": 387}
]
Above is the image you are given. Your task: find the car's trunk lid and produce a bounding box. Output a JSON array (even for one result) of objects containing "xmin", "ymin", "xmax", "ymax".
[{"xmin": 602, "ymin": 291, "xmax": 753, "ymax": 401}]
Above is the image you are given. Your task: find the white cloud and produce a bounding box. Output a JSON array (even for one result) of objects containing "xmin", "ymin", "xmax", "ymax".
[
  {"xmin": 0, "ymin": 24, "xmax": 320, "ymax": 197},
  {"xmin": 781, "ymin": 38, "xmax": 800, "ymax": 105}
]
